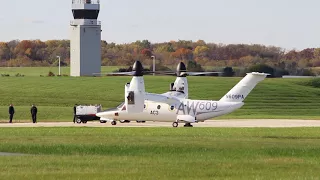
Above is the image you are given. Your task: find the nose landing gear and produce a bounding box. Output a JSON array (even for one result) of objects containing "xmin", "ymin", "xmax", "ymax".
[{"xmin": 172, "ymin": 122, "xmax": 179, "ymax": 128}]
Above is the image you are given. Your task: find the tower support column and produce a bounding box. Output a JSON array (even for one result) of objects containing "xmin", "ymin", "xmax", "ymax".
[{"xmin": 70, "ymin": 0, "xmax": 101, "ymax": 77}]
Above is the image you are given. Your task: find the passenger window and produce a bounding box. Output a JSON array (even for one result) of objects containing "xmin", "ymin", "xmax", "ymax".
[{"xmin": 157, "ymin": 105, "xmax": 161, "ymax": 110}]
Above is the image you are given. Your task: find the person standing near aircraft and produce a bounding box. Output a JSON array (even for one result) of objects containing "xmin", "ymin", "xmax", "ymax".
[
  {"xmin": 31, "ymin": 104, "xmax": 38, "ymax": 123},
  {"xmin": 73, "ymin": 104, "xmax": 77, "ymax": 123},
  {"xmin": 8, "ymin": 104, "xmax": 14, "ymax": 123}
]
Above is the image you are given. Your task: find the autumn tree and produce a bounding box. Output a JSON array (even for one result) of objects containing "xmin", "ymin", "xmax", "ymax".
[
  {"xmin": 140, "ymin": 48, "xmax": 152, "ymax": 57},
  {"xmin": 0, "ymin": 42, "xmax": 10, "ymax": 60},
  {"xmin": 0, "ymin": 39, "xmax": 319, "ymax": 76},
  {"xmin": 194, "ymin": 46, "xmax": 209, "ymax": 58},
  {"xmin": 172, "ymin": 48, "xmax": 193, "ymax": 61}
]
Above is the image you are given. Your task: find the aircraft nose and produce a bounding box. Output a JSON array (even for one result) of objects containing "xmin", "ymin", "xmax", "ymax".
[
  {"xmin": 96, "ymin": 111, "xmax": 112, "ymax": 118},
  {"xmin": 96, "ymin": 112, "xmax": 103, "ymax": 117}
]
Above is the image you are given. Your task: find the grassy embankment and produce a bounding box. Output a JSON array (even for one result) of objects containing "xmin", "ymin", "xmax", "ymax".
[
  {"xmin": 0, "ymin": 128, "xmax": 320, "ymax": 179},
  {"xmin": 0, "ymin": 66, "xmax": 124, "ymax": 76},
  {"xmin": 0, "ymin": 68, "xmax": 319, "ymax": 121}
]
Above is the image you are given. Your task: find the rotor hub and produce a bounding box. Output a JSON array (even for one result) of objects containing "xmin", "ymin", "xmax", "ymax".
[
  {"xmin": 132, "ymin": 61, "xmax": 144, "ymax": 76},
  {"xmin": 176, "ymin": 62, "xmax": 187, "ymax": 77}
]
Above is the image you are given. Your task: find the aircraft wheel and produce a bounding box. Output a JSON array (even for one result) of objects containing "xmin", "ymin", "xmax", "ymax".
[
  {"xmin": 120, "ymin": 120, "xmax": 126, "ymax": 123},
  {"xmin": 76, "ymin": 118, "xmax": 82, "ymax": 124},
  {"xmin": 100, "ymin": 120, "xmax": 107, "ymax": 124},
  {"xmin": 111, "ymin": 121, "xmax": 117, "ymax": 126},
  {"xmin": 172, "ymin": 122, "xmax": 179, "ymax": 128}
]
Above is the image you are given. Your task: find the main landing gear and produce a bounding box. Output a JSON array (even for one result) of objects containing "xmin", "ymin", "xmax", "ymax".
[
  {"xmin": 184, "ymin": 123, "xmax": 193, "ymax": 127},
  {"xmin": 111, "ymin": 121, "xmax": 117, "ymax": 126}
]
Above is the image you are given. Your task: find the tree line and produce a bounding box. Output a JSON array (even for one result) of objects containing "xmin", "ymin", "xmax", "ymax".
[{"xmin": 0, "ymin": 39, "xmax": 319, "ymax": 76}]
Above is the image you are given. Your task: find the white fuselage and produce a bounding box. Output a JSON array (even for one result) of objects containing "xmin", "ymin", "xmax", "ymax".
[
  {"xmin": 97, "ymin": 97, "xmax": 244, "ymax": 123},
  {"xmin": 96, "ymin": 72, "xmax": 268, "ymax": 124}
]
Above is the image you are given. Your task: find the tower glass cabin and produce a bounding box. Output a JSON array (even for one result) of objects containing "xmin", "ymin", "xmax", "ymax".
[{"xmin": 70, "ymin": 0, "xmax": 101, "ymax": 77}]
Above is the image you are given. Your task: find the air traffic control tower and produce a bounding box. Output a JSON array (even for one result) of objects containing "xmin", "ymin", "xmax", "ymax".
[{"xmin": 70, "ymin": 0, "xmax": 101, "ymax": 77}]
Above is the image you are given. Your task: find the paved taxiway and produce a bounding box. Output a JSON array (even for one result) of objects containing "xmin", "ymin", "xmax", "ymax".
[{"xmin": 0, "ymin": 119, "xmax": 320, "ymax": 128}]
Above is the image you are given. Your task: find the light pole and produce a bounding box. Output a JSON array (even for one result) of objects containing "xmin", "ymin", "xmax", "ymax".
[
  {"xmin": 56, "ymin": 56, "xmax": 61, "ymax": 76},
  {"xmin": 151, "ymin": 55, "xmax": 156, "ymax": 76}
]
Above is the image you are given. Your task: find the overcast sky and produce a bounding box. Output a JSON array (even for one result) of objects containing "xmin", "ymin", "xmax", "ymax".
[{"xmin": 0, "ymin": 0, "xmax": 319, "ymax": 50}]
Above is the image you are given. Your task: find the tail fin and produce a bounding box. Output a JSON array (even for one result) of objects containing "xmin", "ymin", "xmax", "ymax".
[{"xmin": 219, "ymin": 72, "xmax": 268, "ymax": 102}]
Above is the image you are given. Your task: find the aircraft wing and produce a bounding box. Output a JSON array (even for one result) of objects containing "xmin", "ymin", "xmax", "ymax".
[
  {"xmin": 162, "ymin": 91, "xmax": 187, "ymax": 99},
  {"xmin": 186, "ymin": 72, "xmax": 222, "ymax": 76},
  {"xmin": 145, "ymin": 93, "xmax": 180, "ymax": 104}
]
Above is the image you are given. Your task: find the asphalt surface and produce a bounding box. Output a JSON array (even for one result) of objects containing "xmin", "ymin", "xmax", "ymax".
[{"xmin": 0, "ymin": 119, "xmax": 320, "ymax": 128}]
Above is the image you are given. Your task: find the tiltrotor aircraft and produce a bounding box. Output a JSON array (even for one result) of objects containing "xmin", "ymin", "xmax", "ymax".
[{"xmin": 96, "ymin": 61, "xmax": 268, "ymax": 127}]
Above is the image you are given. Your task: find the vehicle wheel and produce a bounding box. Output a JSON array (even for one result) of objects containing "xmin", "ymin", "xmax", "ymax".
[
  {"xmin": 120, "ymin": 120, "xmax": 126, "ymax": 123},
  {"xmin": 76, "ymin": 118, "xmax": 82, "ymax": 124},
  {"xmin": 82, "ymin": 121, "xmax": 87, "ymax": 124},
  {"xmin": 100, "ymin": 120, "xmax": 107, "ymax": 124},
  {"xmin": 172, "ymin": 122, "xmax": 179, "ymax": 128},
  {"xmin": 111, "ymin": 121, "xmax": 117, "ymax": 126}
]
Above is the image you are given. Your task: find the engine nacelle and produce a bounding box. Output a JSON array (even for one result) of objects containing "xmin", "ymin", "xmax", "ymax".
[
  {"xmin": 169, "ymin": 83, "xmax": 175, "ymax": 91},
  {"xmin": 125, "ymin": 77, "xmax": 145, "ymax": 113},
  {"xmin": 172, "ymin": 77, "xmax": 189, "ymax": 98}
]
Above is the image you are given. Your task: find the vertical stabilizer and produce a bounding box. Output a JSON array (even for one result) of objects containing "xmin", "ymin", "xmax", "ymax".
[{"xmin": 219, "ymin": 72, "xmax": 268, "ymax": 102}]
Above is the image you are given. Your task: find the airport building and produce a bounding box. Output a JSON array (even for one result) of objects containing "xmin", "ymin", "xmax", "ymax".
[{"xmin": 70, "ymin": 0, "xmax": 101, "ymax": 77}]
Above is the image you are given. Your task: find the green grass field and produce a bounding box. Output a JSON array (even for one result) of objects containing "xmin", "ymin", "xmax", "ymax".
[
  {"xmin": 0, "ymin": 66, "xmax": 124, "ymax": 76},
  {"xmin": 0, "ymin": 127, "xmax": 320, "ymax": 179},
  {"xmin": 0, "ymin": 75, "xmax": 319, "ymax": 121}
]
